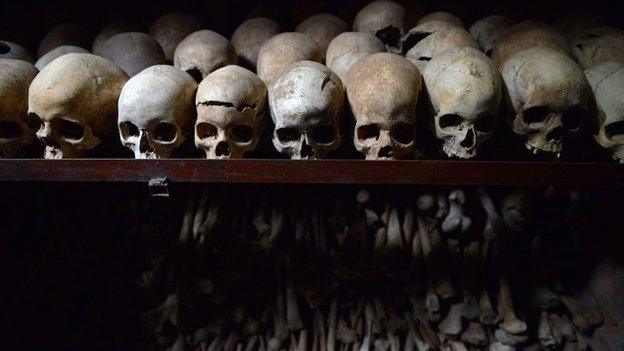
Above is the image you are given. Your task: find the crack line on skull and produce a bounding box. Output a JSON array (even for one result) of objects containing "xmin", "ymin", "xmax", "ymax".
[{"xmin": 197, "ymin": 100, "xmax": 258, "ymax": 112}]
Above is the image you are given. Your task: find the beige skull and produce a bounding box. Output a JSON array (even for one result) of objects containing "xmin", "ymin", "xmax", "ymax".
[
  {"xmin": 174, "ymin": 30, "xmax": 237, "ymax": 82},
  {"xmin": 0, "ymin": 59, "xmax": 38, "ymax": 158},
  {"xmin": 149, "ymin": 12, "xmax": 202, "ymax": 61},
  {"xmin": 100, "ymin": 32, "xmax": 166, "ymax": 77},
  {"xmin": 353, "ymin": 0, "xmax": 405, "ymax": 48},
  {"xmin": 469, "ymin": 15, "xmax": 514, "ymax": 56},
  {"xmin": 501, "ymin": 47, "xmax": 590, "ymax": 155},
  {"xmin": 404, "ymin": 25, "xmax": 478, "ymax": 71},
  {"xmin": 325, "ymin": 32, "xmax": 385, "ymax": 83},
  {"xmin": 269, "ymin": 61, "xmax": 344, "ymax": 159},
  {"xmin": 35, "ymin": 45, "xmax": 90, "ymax": 70},
  {"xmin": 586, "ymin": 61, "xmax": 624, "ymax": 163},
  {"xmin": 230, "ymin": 18, "xmax": 281, "ymax": 71},
  {"xmin": 91, "ymin": 22, "xmax": 140, "ymax": 56},
  {"xmin": 256, "ymin": 32, "xmax": 322, "ymax": 86},
  {"xmin": 195, "ymin": 65, "xmax": 267, "ymax": 159},
  {"xmin": 417, "ymin": 11, "xmax": 464, "ymax": 27},
  {"xmin": 572, "ymin": 28, "xmax": 624, "ymax": 69},
  {"xmin": 37, "ymin": 23, "xmax": 90, "ymax": 58},
  {"xmin": 296, "ymin": 13, "xmax": 346, "ymax": 56},
  {"xmin": 29, "ymin": 53, "xmax": 128, "ymax": 158},
  {"xmin": 118, "ymin": 65, "xmax": 196, "ymax": 159},
  {"xmin": 346, "ymin": 53, "xmax": 422, "ymax": 160},
  {"xmin": 0, "ymin": 41, "xmax": 34, "ymax": 63},
  {"xmin": 423, "ymin": 47, "xmax": 502, "ymax": 159}
]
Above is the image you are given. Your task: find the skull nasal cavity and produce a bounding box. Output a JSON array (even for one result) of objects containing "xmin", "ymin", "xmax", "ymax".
[
  {"xmin": 378, "ymin": 145, "xmax": 393, "ymax": 158},
  {"xmin": 546, "ymin": 127, "xmax": 564, "ymax": 142},
  {"xmin": 215, "ymin": 141, "xmax": 230, "ymax": 156},
  {"xmin": 300, "ymin": 141, "xmax": 314, "ymax": 158},
  {"xmin": 0, "ymin": 43, "xmax": 10, "ymax": 54},
  {"xmin": 460, "ymin": 129, "xmax": 475, "ymax": 148}
]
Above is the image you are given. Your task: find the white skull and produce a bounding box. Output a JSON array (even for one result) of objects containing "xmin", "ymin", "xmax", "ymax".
[
  {"xmin": 174, "ymin": 30, "xmax": 237, "ymax": 82},
  {"xmin": 325, "ymin": 32, "xmax": 385, "ymax": 83},
  {"xmin": 404, "ymin": 25, "xmax": 478, "ymax": 71},
  {"xmin": 0, "ymin": 41, "xmax": 34, "ymax": 63},
  {"xmin": 417, "ymin": 11, "xmax": 464, "ymax": 27},
  {"xmin": 423, "ymin": 47, "xmax": 502, "ymax": 159},
  {"xmin": 269, "ymin": 61, "xmax": 344, "ymax": 159},
  {"xmin": 35, "ymin": 45, "xmax": 89, "ymax": 70},
  {"xmin": 230, "ymin": 18, "xmax": 281, "ymax": 71},
  {"xmin": 37, "ymin": 23, "xmax": 90, "ymax": 58},
  {"xmin": 149, "ymin": 12, "xmax": 202, "ymax": 61},
  {"xmin": 353, "ymin": 0, "xmax": 405, "ymax": 48},
  {"xmin": 91, "ymin": 22, "xmax": 140, "ymax": 56},
  {"xmin": 118, "ymin": 65, "xmax": 197, "ymax": 159},
  {"xmin": 256, "ymin": 32, "xmax": 322, "ymax": 86},
  {"xmin": 572, "ymin": 28, "xmax": 624, "ymax": 69},
  {"xmin": 0, "ymin": 59, "xmax": 38, "ymax": 158},
  {"xmin": 296, "ymin": 13, "xmax": 346, "ymax": 56},
  {"xmin": 100, "ymin": 32, "xmax": 166, "ymax": 77},
  {"xmin": 501, "ymin": 46, "xmax": 590, "ymax": 155},
  {"xmin": 469, "ymin": 15, "xmax": 514, "ymax": 56},
  {"xmin": 491, "ymin": 20, "xmax": 570, "ymax": 68},
  {"xmin": 195, "ymin": 65, "xmax": 267, "ymax": 159},
  {"xmin": 29, "ymin": 53, "xmax": 128, "ymax": 159},
  {"xmin": 585, "ymin": 61, "xmax": 624, "ymax": 163},
  {"xmin": 346, "ymin": 53, "xmax": 422, "ymax": 160}
]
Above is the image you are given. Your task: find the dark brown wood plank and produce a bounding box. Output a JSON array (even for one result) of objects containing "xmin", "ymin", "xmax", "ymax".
[{"xmin": 0, "ymin": 159, "xmax": 622, "ymax": 186}]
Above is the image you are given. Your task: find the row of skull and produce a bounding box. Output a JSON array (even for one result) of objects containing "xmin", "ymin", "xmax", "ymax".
[{"xmin": 0, "ymin": 1, "xmax": 623, "ymax": 161}]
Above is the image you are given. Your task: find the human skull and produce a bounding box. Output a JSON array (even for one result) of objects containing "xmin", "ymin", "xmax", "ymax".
[
  {"xmin": 346, "ymin": 53, "xmax": 422, "ymax": 160},
  {"xmin": 29, "ymin": 53, "xmax": 128, "ymax": 158},
  {"xmin": 585, "ymin": 61, "xmax": 624, "ymax": 162},
  {"xmin": 0, "ymin": 41, "xmax": 34, "ymax": 63},
  {"xmin": 0, "ymin": 59, "xmax": 38, "ymax": 158},
  {"xmin": 118, "ymin": 65, "xmax": 197, "ymax": 159},
  {"xmin": 37, "ymin": 23, "xmax": 91, "ymax": 58},
  {"xmin": 552, "ymin": 11, "xmax": 605, "ymax": 41},
  {"xmin": 296, "ymin": 13, "xmax": 347, "ymax": 56},
  {"xmin": 35, "ymin": 45, "xmax": 89, "ymax": 70},
  {"xmin": 572, "ymin": 28, "xmax": 624, "ymax": 69},
  {"xmin": 149, "ymin": 12, "xmax": 202, "ymax": 61},
  {"xmin": 230, "ymin": 18, "xmax": 281, "ymax": 70},
  {"xmin": 417, "ymin": 12, "xmax": 464, "ymax": 27},
  {"xmin": 404, "ymin": 25, "xmax": 478, "ymax": 71},
  {"xmin": 91, "ymin": 22, "xmax": 141, "ymax": 56},
  {"xmin": 423, "ymin": 47, "xmax": 502, "ymax": 159},
  {"xmin": 174, "ymin": 30, "xmax": 237, "ymax": 83},
  {"xmin": 501, "ymin": 46, "xmax": 590, "ymax": 155},
  {"xmin": 491, "ymin": 20, "xmax": 570, "ymax": 68},
  {"xmin": 469, "ymin": 15, "xmax": 514, "ymax": 56},
  {"xmin": 353, "ymin": 0, "xmax": 405, "ymax": 48},
  {"xmin": 256, "ymin": 32, "xmax": 322, "ymax": 86},
  {"xmin": 100, "ymin": 32, "xmax": 166, "ymax": 77},
  {"xmin": 195, "ymin": 65, "xmax": 267, "ymax": 159},
  {"xmin": 325, "ymin": 32, "xmax": 385, "ymax": 83},
  {"xmin": 269, "ymin": 61, "xmax": 344, "ymax": 159}
]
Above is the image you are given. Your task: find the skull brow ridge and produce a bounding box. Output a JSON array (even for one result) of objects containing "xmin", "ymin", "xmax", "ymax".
[{"xmin": 197, "ymin": 100, "xmax": 257, "ymax": 112}]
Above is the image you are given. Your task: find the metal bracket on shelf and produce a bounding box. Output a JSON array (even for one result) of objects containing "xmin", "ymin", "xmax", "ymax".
[{"xmin": 148, "ymin": 177, "xmax": 170, "ymax": 197}]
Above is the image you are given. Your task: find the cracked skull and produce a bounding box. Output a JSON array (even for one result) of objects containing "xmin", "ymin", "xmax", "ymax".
[
  {"xmin": 118, "ymin": 65, "xmax": 197, "ymax": 159},
  {"xmin": 423, "ymin": 47, "xmax": 502, "ymax": 159},
  {"xmin": 586, "ymin": 61, "xmax": 624, "ymax": 163},
  {"xmin": 353, "ymin": 0, "xmax": 405, "ymax": 49},
  {"xmin": 501, "ymin": 46, "xmax": 590, "ymax": 155},
  {"xmin": 195, "ymin": 65, "xmax": 267, "ymax": 159},
  {"xmin": 28, "ymin": 53, "xmax": 128, "ymax": 159},
  {"xmin": 0, "ymin": 59, "xmax": 38, "ymax": 158},
  {"xmin": 404, "ymin": 24, "xmax": 478, "ymax": 71},
  {"xmin": 269, "ymin": 61, "xmax": 344, "ymax": 159},
  {"xmin": 346, "ymin": 53, "xmax": 422, "ymax": 160}
]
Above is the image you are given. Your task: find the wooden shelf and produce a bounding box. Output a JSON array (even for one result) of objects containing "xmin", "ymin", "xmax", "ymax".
[{"xmin": 0, "ymin": 159, "xmax": 622, "ymax": 186}]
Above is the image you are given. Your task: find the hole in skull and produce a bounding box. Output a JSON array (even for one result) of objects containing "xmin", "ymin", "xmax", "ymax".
[
  {"xmin": 57, "ymin": 119, "xmax": 84, "ymax": 140},
  {"xmin": 401, "ymin": 32, "xmax": 432, "ymax": 55},
  {"xmin": 0, "ymin": 121, "xmax": 21, "ymax": 138},
  {"xmin": 375, "ymin": 25, "xmax": 401, "ymax": 47},
  {"xmin": 562, "ymin": 106, "xmax": 586, "ymax": 130},
  {"xmin": 475, "ymin": 114, "xmax": 497, "ymax": 133},
  {"xmin": 391, "ymin": 123, "xmax": 414, "ymax": 144},
  {"xmin": 522, "ymin": 106, "xmax": 549, "ymax": 125},
  {"xmin": 197, "ymin": 123, "xmax": 218, "ymax": 139},
  {"xmin": 575, "ymin": 44, "xmax": 583, "ymax": 51},
  {"xmin": 439, "ymin": 114, "xmax": 463, "ymax": 129},
  {"xmin": 215, "ymin": 141, "xmax": 230, "ymax": 156},
  {"xmin": 232, "ymin": 124, "xmax": 254, "ymax": 143},
  {"xmin": 310, "ymin": 125, "xmax": 336, "ymax": 144},
  {"xmin": 460, "ymin": 128, "xmax": 475, "ymax": 148},
  {"xmin": 119, "ymin": 121, "xmax": 140, "ymax": 139},
  {"xmin": 605, "ymin": 121, "xmax": 624, "ymax": 139},
  {"xmin": 485, "ymin": 48, "xmax": 493, "ymax": 57},
  {"xmin": 418, "ymin": 56, "xmax": 432, "ymax": 61},
  {"xmin": 154, "ymin": 122, "xmax": 177, "ymax": 142},
  {"xmin": 186, "ymin": 68, "xmax": 203, "ymax": 83},
  {"xmin": 357, "ymin": 124, "xmax": 380, "ymax": 141},
  {"xmin": 546, "ymin": 127, "xmax": 564, "ymax": 142},
  {"xmin": 378, "ymin": 145, "xmax": 393, "ymax": 158},
  {"xmin": 0, "ymin": 42, "xmax": 10, "ymax": 54},
  {"xmin": 276, "ymin": 128, "xmax": 301, "ymax": 143}
]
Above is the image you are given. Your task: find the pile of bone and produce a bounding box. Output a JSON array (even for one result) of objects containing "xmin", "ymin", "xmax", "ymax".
[
  {"xmin": 138, "ymin": 187, "xmax": 603, "ymax": 350},
  {"xmin": 1, "ymin": 1, "xmax": 624, "ymax": 161}
]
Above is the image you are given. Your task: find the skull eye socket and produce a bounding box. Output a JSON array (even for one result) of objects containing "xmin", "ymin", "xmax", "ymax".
[
  {"xmin": 57, "ymin": 119, "xmax": 84, "ymax": 141},
  {"xmin": 605, "ymin": 121, "xmax": 624, "ymax": 139},
  {"xmin": 522, "ymin": 106, "xmax": 549, "ymax": 125},
  {"xmin": 276, "ymin": 128, "xmax": 301, "ymax": 143},
  {"xmin": 357, "ymin": 124, "xmax": 380, "ymax": 141},
  {"xmin": 0, "ymin": 121, "xmax": 21, "ymax": 139},
  {"xmin": 232, "ymin": 124, "xmax": 254, "ymax": 143},
  {"xmin": 562, "ymin": 106, "xmax": 587, "ymax": 131},
  {"xmin": 119, "ymin": 121, "xmax": 140, "ymax": 139},
  {"xmin": 154, "ymin": 122, "xmax": 177, "ymax": 143},
  {"xmin": 475, "ymin": 114, "xmax": 497, "ymax": 133},
  {"xmin": 197, "ymin": 123, "xmax": 218, "ymax": 139},
  {"xmin": 439, "ymin": 114, "xmax": 463, "ymax": 129},
  {"xmin": 391, "ymin": 123, "xmax": 414, "ymax": 144},
  {"xmin": 310, "ymin": 125, "xmax": 336, "ymax": 144}
]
